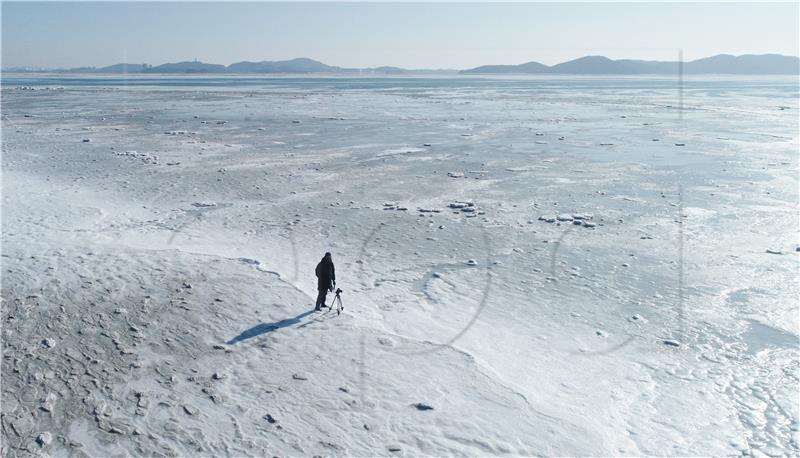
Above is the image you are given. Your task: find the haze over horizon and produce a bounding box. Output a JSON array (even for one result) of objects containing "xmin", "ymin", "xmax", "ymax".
[{"xmin": 2, "ymin": 2, "xmax": 798, "ymax": 70}]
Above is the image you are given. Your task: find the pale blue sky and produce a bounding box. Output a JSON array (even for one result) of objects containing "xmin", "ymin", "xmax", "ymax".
[{"xmin": 2, "ymin": 2, "xmax": 798, "ymax": 69}]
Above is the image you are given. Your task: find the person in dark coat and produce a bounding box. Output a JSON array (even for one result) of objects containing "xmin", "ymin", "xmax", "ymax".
[{"xmin": 315, "ymin": 252, "xmax": 335, "ymax": 310}]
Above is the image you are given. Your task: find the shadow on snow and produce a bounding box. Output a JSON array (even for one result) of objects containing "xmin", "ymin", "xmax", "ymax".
[{"xmin": 227, "ymin": 309, "xmax": 315, "ymax": 345}]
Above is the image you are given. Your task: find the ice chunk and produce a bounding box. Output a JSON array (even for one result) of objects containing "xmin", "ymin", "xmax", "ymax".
[{"xmin": 36, "ymin": 432, "xmax": 52, "ymax": 447}]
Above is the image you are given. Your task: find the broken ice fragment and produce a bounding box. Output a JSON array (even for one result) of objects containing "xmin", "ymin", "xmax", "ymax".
[{"xmin": 412, "ymin": 403, "xmax": 434, "ymax": 411}]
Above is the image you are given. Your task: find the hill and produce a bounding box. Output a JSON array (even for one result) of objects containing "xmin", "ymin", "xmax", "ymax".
[
  {"xmin": 145, "ymin": 61, "xmax": 227, "ymax": 73},
  {"xmin": 226, "ymin": 58, "xmax": 347, "ymax": 73},
  {"xmin": 5, "ymin": 54, "xmax": 798, "ymax": 75},
  {"xmin": 461, "ymin": 61, "xmax": 549, "ymax": 74},
  {"xmin": 459, "ymin": 54, "xmax": 800, "ymax": 75},
  {"xmin": 96, "ymin": 63, "xmax": 152, "ymax": 73},
  {"xmin": 684, "ymin": 54, "xmax": 800, "ymax": 74}
]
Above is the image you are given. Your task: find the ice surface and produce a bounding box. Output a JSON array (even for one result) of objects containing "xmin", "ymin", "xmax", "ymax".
[{"xmin": 1, "ymin": 75, "xmax": 798, "ymax": 456}]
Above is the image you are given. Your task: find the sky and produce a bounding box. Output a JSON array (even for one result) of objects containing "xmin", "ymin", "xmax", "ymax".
[{"xmin": 2, "ymin": 2, "xmax": 798, "ymax": 69}]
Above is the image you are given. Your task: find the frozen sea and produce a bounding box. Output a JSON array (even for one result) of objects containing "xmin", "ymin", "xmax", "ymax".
[{"xmin": 2, "ymin": 74, "xmax": 798, "ymax": 456}]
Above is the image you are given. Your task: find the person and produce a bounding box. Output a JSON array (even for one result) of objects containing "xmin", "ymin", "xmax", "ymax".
[{"xmin": 315, "ymin": 252, "xmax": 336, "ymax": 311}]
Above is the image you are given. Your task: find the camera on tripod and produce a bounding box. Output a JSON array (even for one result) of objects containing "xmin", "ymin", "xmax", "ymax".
[{"xmin": 329, "ymin": 287, "xmax": 344, "ymax": 315}]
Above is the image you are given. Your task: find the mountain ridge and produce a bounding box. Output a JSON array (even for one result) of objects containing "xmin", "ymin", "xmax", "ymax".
[
  {"xmin": 461, "ymin": 54, "xmax": 799, "ymax": 75},
  {"xmin": 3, "ymin": 54, "xmax": 798, "ymax": 75}
]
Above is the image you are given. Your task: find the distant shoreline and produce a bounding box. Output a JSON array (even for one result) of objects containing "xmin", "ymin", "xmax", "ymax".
[
  {"xmin": 4, "ymin": 54, "xmax": 799, "ymax": 76},
  {"xmin": 2, "ymin": 72, "xmax": 799, "ymax": 78}
]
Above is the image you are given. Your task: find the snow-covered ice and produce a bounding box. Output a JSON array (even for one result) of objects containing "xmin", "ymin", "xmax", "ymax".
[{"xmin": 1, "ymin": 75, "xmax": 798, "ymax": 456}]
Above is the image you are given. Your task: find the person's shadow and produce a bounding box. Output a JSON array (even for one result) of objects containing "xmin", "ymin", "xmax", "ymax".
[{"xmin": 227, "ymin": 310, "xmax": 315, "ymax": 345}]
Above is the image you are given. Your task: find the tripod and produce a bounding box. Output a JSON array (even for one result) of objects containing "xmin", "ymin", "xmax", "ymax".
[{"xmin": 327, "ymin": 288, "xmax": 344, "ymax": 316}]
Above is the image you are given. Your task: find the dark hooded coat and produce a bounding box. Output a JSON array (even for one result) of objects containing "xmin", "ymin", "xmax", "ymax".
[{"xmin": 315, "ymin": 256, "xmax": 335, "ymax": 291}]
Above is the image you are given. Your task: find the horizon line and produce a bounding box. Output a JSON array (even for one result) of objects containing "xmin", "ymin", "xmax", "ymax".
[{"xmin": 4, "ymin": 52, "xmax": 800, "ymax": 72}]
